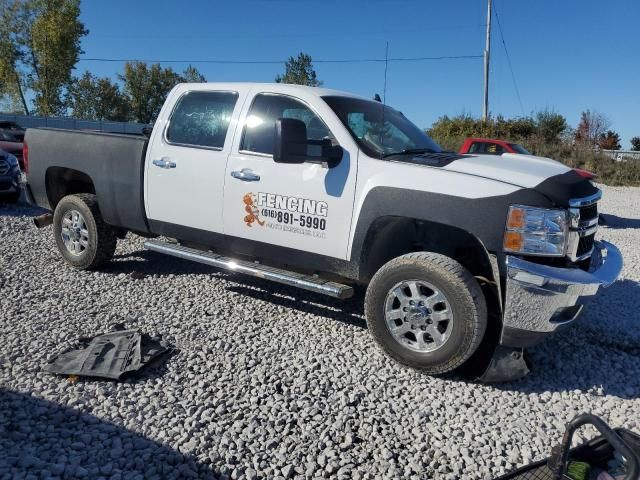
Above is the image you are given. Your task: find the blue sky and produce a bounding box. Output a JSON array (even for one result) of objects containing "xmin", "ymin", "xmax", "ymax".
[{"xmin": 78, "ymin": 0, "xmax": 639, "ymax": 147}]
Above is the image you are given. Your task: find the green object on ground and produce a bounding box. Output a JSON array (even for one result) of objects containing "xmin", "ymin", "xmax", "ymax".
[{"xmin": 567, "ymin": 461, "xmax": 590, "ymax": 480}]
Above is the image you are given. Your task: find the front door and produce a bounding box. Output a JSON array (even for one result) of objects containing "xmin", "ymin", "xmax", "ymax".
[
  {"xmin": 222, "ymin": 92, "xmax": 357, "ymax": 260},
  {"xmin": 145, "ymin": 88, "xmax": 242, "ymax": 233}
]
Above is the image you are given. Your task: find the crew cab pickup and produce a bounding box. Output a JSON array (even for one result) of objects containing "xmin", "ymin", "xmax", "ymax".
[{"xmin": 23, "ymin": 83, "xmax": 623, "ymax": 378}]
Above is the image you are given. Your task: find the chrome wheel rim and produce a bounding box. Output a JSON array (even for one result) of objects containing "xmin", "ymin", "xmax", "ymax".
[
  {"xmin": 384, "ymin": 279, "xmax": 454, "ymax": 353},
  {"xmin": 61, "ymin": 210, "xmax": 89, "ymax": 256}
]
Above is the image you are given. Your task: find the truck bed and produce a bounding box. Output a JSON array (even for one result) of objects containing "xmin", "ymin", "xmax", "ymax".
[{"xmin": 26, "ymin": 128, "xmax": 150, "ymax": 233}]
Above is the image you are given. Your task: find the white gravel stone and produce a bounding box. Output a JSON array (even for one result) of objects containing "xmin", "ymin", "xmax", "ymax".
[{"xmin": 0, "ymin": 185, "xmax": 638, "ymax": 479}]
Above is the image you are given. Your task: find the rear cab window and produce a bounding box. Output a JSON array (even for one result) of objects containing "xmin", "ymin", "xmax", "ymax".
[
  {"xmin": 166, "ymin": 91, "xmax": 238, "ymax": 149},
  {"xmin": 240, "ymin": 93, "xmax": 332, "ymax": 156}
]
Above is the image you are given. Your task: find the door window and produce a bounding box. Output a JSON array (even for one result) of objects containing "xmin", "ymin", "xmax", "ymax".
[
  {"xmin": 166, "ymin": 91, "xmax": 238, "ymax": 149},
  {"xmin": 485, "ymin": 143, "xmax": 505, "ymax": 154},
  {"xmin": 241, "ymin": 94, "xmax": 332, "ymax": 155},
  {"xmin": 468, "ymin": 142, "xmax": 484, "ymax": 154}
]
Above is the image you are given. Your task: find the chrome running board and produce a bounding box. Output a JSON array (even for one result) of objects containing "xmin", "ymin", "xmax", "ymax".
[{"xmin": 144, "ymin": 239, "xmax": 354, "ymax": 299}]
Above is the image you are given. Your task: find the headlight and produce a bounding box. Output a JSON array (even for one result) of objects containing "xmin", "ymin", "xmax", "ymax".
[{"xmin": 504, "ymin": 205, "xmax": 568, "ymax": 256}]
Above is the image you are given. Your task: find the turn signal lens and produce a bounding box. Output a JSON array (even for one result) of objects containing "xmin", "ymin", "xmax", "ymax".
[
  {"xmin": 503, "ymin": 231, "xmax": 524, "ymax": 251},
  {"xmin": 506, "ymin": 207, "xmax": 526, "ymax": 229}
]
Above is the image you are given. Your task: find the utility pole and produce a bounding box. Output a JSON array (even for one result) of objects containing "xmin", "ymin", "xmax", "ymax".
[{"xmin": 482, "ymin": 0, "xmax": 492, "ymax": 121}]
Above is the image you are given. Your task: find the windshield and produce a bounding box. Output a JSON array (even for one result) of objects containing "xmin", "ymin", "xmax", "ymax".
[
  {"xmin": 508, "ymin": 143, "xmax": 531, "ymax": 155},
  {"xmin": 322, "ymin": 96, "xmax": 442, "ymax": 159}
]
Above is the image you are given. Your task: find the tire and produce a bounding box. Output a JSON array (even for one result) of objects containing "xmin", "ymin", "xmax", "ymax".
[
  {"xmin": 0, "ymin": 191, "xmax": 20, "ymax": 204},
  {"xmin": 365, "ymin": 252, "xmax": 487, "ymax": 374},
  {"xmin": 52, "ymin": 193, "xmax": 117, "ymax": 270}
]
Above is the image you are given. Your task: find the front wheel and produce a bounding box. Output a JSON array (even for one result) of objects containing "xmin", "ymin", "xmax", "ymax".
[
  {"xmin": 53, "ymin": 194, "xmax": 117, "ymax": 270},
  {"xmin": 365, "ymin": 252, "xmax": 487, "ymax": 374}
]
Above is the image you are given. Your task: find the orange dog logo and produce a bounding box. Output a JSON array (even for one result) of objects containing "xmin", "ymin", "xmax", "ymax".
[{"xmin": 243, "ymin": 193, "xmax": 265, "ymax": 227}]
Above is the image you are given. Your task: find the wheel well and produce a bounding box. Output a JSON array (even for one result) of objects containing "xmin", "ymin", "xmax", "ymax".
[
  {"xmin": 359, "ymin": 217, "xmax": 502, "ymax": 348},
  {"xmin": 45, "ymin": 167, "xmax": 96, "ymax": 209},
  {"xmin": 360, "ymin": 216, "xmax": 494, "ymax": 282}
]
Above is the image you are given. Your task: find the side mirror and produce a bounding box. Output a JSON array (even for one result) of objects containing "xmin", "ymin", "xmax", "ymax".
[
  {"xmin": 273, "ymin": 118, "xmax": 307, "ymax": 164},
  {"xmin": 274, "ymin": 118, "xmax": 343, "ymax": 168}
]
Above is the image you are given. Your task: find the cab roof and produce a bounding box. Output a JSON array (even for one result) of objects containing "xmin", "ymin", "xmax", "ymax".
[{"xmin": 177, "ymin": 82, "xmax": 371, "ymax": 101}]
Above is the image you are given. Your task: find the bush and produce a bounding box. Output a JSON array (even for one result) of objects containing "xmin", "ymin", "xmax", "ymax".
[{"xmin": 427, "ymin": 114, "xmax": 640, "ymax": 186}]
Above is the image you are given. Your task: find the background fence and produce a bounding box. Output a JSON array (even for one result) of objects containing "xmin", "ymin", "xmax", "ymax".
[
  {"xmin": 0, "ymin": 113, "xmax": 149, "ymax": 135},
  {"xmin": 602, "ymin": 149, "xmax": 640, "ymax": 163}
]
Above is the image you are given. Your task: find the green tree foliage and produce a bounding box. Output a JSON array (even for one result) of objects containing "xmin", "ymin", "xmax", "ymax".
[
  {"xmin": 0, "ymin": 0, "xmax": 87, "ymax": 116},
  {"xmin": 275, "ymin": 53, "xmax": 322, "ymax": 86},
  {"xmin": 66, "ymin": 71, "xmax": 128, "ymax": 121},
  {"xmin": 630, "ymin": 137, "xmax": 640, "ymax": 151},
  {"xmin": 182, "ymin": 64, "xmax": 206, "ymax": 83},
  {"xmin": 598, "ymin": 130, "xmax": 621, "ymax": 150},
  {"xmin": 119, "ymin": 62, "xmax": 207, "ymax": 123},
  {"xmin": 0, "ymin": 0, "xmax": 29, "ymax": 113},
  {"xmin": 535, "ymin": 110, "xmax": 568, "ymax": 144}
]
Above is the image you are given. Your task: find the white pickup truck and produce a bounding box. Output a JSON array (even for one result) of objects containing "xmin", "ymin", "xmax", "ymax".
[{"xmin": 23, "ymin": 83, "xmax": 622, "ymax": 379}]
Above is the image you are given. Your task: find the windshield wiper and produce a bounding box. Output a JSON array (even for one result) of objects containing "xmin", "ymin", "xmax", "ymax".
[{"xmin": 382, "ymin": 148, "xmax": 438, "ymax": 158}]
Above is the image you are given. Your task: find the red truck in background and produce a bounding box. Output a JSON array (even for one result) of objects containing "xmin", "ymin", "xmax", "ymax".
[
  {"xmin": 459, "ymin": 137, "xmax": 596, "ymax": 180},
  {"xmin": 459, "ymin": 138, "xmax": 531, "ymax": 155}
]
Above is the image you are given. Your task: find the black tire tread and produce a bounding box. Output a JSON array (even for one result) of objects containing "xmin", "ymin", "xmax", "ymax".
[
  {"xmin": 53, "ymin": 193, "xmax": 117, "ymax": 269},
  {"xmin": 365, "ymin": 252, "xmax": 487, "ymax": 374}
]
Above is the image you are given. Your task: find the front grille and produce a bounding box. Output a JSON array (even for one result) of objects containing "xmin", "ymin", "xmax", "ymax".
[
  {"xmin": 577, "ymin": 233, "xmax": 595, "ymax": 257},
  {"xmin": 0, "ymin": 181, "xmax": 11, "ymax": 190},
  {"xmin": 579, "ymin": 203, "xmax": 598, "ymax": 222},
  {"xmin": 568, "ymin": 191, "xmax": 601, "ymax": 261},
  {"xmin": 0, "ymin": 159, "xmax": 9, "ymax": 175}
]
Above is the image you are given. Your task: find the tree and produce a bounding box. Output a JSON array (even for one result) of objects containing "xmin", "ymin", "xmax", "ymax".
[
  {"xmin": 119, "ymin": 63, "xmax": 207, "ymax": 123},
  {"xmin": 630, "ymin": 137, "xmax": 640, "ymax": 151},
  {"xmin": 575, "ymin": 110, "xmax": 610, "ymax": 147},
  {"xmin": 598, "ymin": 130, "xmax": 621, "ymax": 150},
  {"xmin": 275, "ymin": 52, "xmax": 322, "ymax": 86},
  {"xmin": 536, "ymin": 110, "xmax": 568, "ymax": 144},
  {"xmin": 67, "ymin": 71, "xmax": 128, "ymax": 121},
  {"xmin": 120, "ymin": 62, "xmax": 183, "ymax": 123},
  {"xmin": 0, "ymin": 0, "xmax": 88, "ymax": 115},
  {"xmin": 181, "ymin": 65, "xmax": 206, "ymax": 83}
]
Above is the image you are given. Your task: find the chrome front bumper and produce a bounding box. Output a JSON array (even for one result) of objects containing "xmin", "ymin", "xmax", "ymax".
[{"xmin": 501, "ymin": 240, "xmax": 623, "ymax": 347}]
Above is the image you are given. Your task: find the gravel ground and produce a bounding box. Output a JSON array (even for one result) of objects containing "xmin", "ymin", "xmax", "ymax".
[{"xmin": 1, "ymin": 185, "xmax": 639, "ymax": 480}]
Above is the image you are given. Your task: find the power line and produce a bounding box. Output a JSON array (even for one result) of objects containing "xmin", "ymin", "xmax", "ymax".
[
  {"xmin": 493, "ymin": 1, "xmax": 525, "ymax": 116},
  {"xmin": 78, "ymin": 54, "xmax": 483, "ymax": 65}
]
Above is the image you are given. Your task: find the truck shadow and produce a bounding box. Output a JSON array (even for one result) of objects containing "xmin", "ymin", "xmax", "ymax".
[
  {"xmin": 600, "ymin": 213, "xmax": 640, "ymax": 229},
  {"xmin": 0, "ymin": 389, "xmax": 218, "ymax": 479}
]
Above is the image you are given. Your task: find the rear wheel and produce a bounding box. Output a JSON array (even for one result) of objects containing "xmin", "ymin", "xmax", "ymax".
[
  {"xmin": 53, "ymin": 194, "xmax": 117, "ymax": 269},
  {"xmin": 365, "ymin": 252, "xmax": 487, "ymax": 374}
]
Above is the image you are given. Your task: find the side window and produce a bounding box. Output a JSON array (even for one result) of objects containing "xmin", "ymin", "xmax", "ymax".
[
  {"xmin": 166, "ymin": 91, "xmax": 238, "ymax": 149},
  {"xmin": 468, "ymin": 142, "xmax": 484, "ymax": 154},
  {"xmin": 485, "ymin": 143, "xmax": 505, "ymax": 155},
  {"xmin": 241, "ymin": 94, "xmax": 331, "ymax": 155}
]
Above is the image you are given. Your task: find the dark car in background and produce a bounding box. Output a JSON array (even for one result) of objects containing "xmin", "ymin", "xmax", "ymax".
[
  {"xmin": 0, "ymin": 129, "xmax": 24, "ymax": 170},
  {"xmin": 0, "ymin": 148, "xmax": 22, "ymax": 203},
  {"xmin": 0, "ymin": 120, "xmax": 25, "ymax": 140}
]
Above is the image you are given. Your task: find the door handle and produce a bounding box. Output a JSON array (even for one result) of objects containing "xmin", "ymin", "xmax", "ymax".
[
  {"xmin": 152, "ymin": 157, "xmax": 176, "ymax": 169},
  {"xmin": 231, "ymin": 168, "xmax": 260, "ymax": 182}
]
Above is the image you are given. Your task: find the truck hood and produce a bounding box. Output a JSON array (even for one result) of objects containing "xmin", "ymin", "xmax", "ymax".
[{"xmin": 443, "ymin": 153, "xmax": 571, "ymax": 189}]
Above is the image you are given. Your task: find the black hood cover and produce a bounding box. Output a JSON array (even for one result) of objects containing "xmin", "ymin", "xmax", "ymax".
[{"xmin": 533, "ymin": 170, "xmax": 599, "ymax": 207}]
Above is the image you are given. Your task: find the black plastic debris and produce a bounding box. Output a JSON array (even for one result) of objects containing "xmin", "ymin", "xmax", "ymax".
[{"xmin": 45, "ymin": 330, "xmax": 170, "ymax": 380}]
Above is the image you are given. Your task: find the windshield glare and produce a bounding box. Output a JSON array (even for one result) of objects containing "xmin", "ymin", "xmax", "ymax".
[
  {"xmin": 322, "ymin": 96, "xmax": 442, "ymax": 158},
  {"xmin": 509, "ymin": 143, "xmax": 531, "ymax": 155}
]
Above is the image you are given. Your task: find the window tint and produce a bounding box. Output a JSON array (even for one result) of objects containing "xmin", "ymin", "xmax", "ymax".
[
  {"xmin": 166, "ymin": 91, "xmax": 238, "ymax": 149},
  {"xmin": 485, "ymin": 143, "xmax": 505, "ymax": 154},
  {"xmin": 241, "ymin": 94, "xmax": 331, "ymax": 155},
  {"xmin": 468, "ymin": 142, "xmax": 484, "ymax": 154}
]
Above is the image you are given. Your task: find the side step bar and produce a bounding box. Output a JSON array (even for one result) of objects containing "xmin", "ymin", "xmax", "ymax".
[{"xmin": 144, "ymin": 239, "xmax": 354, "ymax": 299}]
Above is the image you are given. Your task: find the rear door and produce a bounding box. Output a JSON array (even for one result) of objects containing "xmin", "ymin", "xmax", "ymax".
[
  {"xmin": 145, "ymin": 87, "xmax": 244, "ymax": 233},
  {"xmin": 222, "ymin": 91, "xmax": 357, "ymax": 260}
]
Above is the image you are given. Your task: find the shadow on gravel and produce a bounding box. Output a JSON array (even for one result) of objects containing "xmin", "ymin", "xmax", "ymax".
[
  {"xmin": 493, "ymin": 279, "xmax": 640, "ymax": 399},
  {"xmin": 0, "ymin": 202, "xmax": 46, "ymax": 217},
  {"xmin": 0, "ymin": 389, "xmax": 218, "ymax": 479},
  {"xmin": 227, "ymin": 284, "xmax": 367, "ymax": 330},
  {"xmin": 106, "ymin": 249, "xmax": 229, "ymax": 276},
  {"xmin": 600, "ymin": 213, "xmax": 640, "ymax": 229}
]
